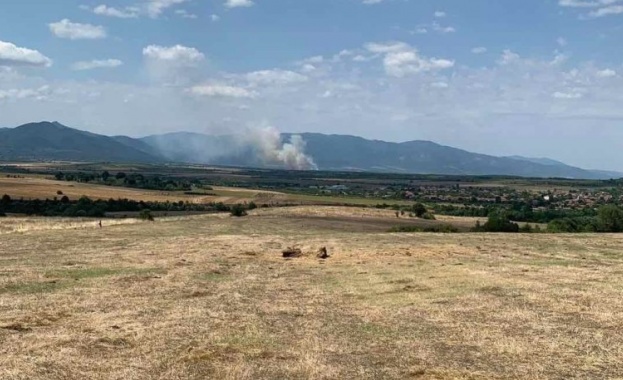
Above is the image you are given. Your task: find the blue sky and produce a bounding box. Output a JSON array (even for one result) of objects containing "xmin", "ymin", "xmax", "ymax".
[{"xmin": 1, "ymin": 0, "xmax": 622, "ymax": 169}]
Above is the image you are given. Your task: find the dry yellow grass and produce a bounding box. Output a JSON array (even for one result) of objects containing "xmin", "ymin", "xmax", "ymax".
[
  {"xmin": 0, "ymin": 176, "xmax": 283, "ymax": 204},
  {"xmin": 1, "ymin": 207, "xmax": 623, "ymax": 379}
]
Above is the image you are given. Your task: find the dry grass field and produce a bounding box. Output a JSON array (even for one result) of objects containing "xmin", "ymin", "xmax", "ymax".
[
  {"xmin": 0, "ymin": 176, "xmax": 286, "ymax": 204},
  {"xmin": 1, "ymin": 206, "xmax": 623, "ymax": 379}
]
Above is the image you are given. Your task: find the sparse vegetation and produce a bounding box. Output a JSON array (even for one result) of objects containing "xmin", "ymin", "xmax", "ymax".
[
  {"xmin": 1, "ymin": 206, "xmax": 622, "ymax": 379},
  {"xmin": 389, "ymin": 224, "xmax": 458, "ymax": 233}
]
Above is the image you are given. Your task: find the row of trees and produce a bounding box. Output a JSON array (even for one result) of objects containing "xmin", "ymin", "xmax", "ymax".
[
  {"xmin": 473, "ymin": 205, "xmax": 623, "ymax": 233},
  {"xmin": 0, "ymin": 194, "xmax": 256, "ymax": 218},
  {"xmin": 54, "ymin": 171, "xmax": 198, "ymax": 192},
  {"xmin": 434, "ymin": 203, "xmax": 598, "ymax": 224}
]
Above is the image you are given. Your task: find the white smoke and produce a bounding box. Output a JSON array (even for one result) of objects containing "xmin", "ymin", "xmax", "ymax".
[{"xmin": 248, "ymin": 126, "xmax": 317, "ymax": 170}]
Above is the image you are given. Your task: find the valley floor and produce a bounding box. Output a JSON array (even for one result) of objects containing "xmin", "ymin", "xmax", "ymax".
[{"xmin": 1, "ymin": 207, "xmax": 622, "ymax": 379}]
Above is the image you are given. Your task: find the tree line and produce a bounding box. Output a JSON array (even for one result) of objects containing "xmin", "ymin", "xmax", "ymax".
[{"xmin": 0, "ymin": 194, "xmax": 254, "ymax": 218}]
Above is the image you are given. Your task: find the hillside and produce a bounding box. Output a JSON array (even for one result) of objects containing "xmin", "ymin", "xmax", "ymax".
[
  {"xmin": 293, "ymin": 133, "xmax": 611, "ymax": 179},
  {"xmin": 0, "ymin": 122, "xmax": 161, "ymax": 163},
  {"xmin": 0, "ymin": 121, "xmax": 619, "ymax": 179}
]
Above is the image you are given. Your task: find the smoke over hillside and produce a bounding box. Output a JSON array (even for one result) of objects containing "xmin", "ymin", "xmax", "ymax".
[
  {"xmin": 139, "ymin": 125, "xmax": 317, "ymax": 171},
  {"xmin": 247, "ymin": 126, "xmax": 317, "ymax": 170}
]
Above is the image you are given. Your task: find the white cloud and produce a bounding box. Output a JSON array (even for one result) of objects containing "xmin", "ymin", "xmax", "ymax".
[
  {"xmin": 71, "ymin": 59, "xmax": 123, "ymax": 71},
  {"xmin": 553, "ymin": 91, "xmax": 584, "ymax": 99},
  {"xmin": 432, "ymin": 22, "xmax": 456, "ymax": 33},
  {"xmin": 0, "ymin": 85, "xmax": 52, "ymax": 101},
  {"xmin": 143, "ymin": 44, "xmax": 205, "ymax": 65},
  {"xmin": 413, "ymin": 22, "xmax": 456, "ymax": 35},
  {"xmin": 497, "ymin": 49, "xmax": 521, "ymax": 65},
  {"xmin": 384, "ymin": 51, "xmax": 454, "ymax": 77},
  {"xmin": 558, "ymin": 0, "xmax": 621, "ymax": 8},
  {"xmin": 587, "ymin": 4, "xmax": 623, "ymax": 17},
  {"xmin": 190, "ymin": 84, "xmax": 256, "ymax": 98},
  {"xmin": 557, "ymin": 37, "xmax": 568, "ymax": 47},
  {"xmin": 146, "ymin": 0, "xmax": 187, "ymax": 18},
  {"xmin": 431, "ymin": 81, "xmax": 449, "ymax": 88},
  {"xmin": 245, "ymin": 70, "xmax": 308, "ymax": 85},
  {"xmin": 558, "ymin": 0, "xmax": 623, "ymax": 18},
  {"xmin": 0, "ymin": 40, "xmax": 52, "ymax": 67},
  {"xmin": 471, "ymin": 47, "xmax": 487, "ymax": 54},
  {"xmin": 49, "ymin": 19, "xmax": 107, "ymax": 40},
  {"xmin": 143, "ymin": 45, "xmax": 205, "ymax": 84},
  {"xmin": 92, "ymin": 4, "xmax": 139, "ymax": 18},
  {"xmin": 225, "ymin": 0, "xmax": 254, "ymax": 8},
  {"xmin": 596, "ymin": 68, "xmax": 617, "ymax": 77},
  {"xmin": 434, "ymin": 11, "xmax": 446, "ymax": 17},
  {"xmin": 362, "ymin": 0, "xmax": 384, "ymax": 4},
  {"xmin": 365, "ymin": 42, "xmax": 411, "ymax": 54},
  {"xmin": 210, "ymin": 14, "xmax": 220, "ymax": 21},
  {"xmin": 175, "ymin": 9, "xmax": 198, "ymax": 18},
  {"xmin": 366, "ymin": 42, "xmax": 454, "ymax": 77}
]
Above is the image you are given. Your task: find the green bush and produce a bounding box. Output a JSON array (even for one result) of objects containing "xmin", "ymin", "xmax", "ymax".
[
  {"xmin": 476, "ymin": 211, "xmax": 519, "ymax": 233},
  {"xmin": 412, "ymin": 203, "xmax": 427, "ymax": 218},
  {"xmin": 421, "ymin": 212, "xmax": 436, "ymax": 220},
  {"xmin": 230, "ymin": 204, "xmax": 248, "ymax": 217},
  {"xmin": 139, "ymin": 209, "xmax": 155, "ymax": 221}
]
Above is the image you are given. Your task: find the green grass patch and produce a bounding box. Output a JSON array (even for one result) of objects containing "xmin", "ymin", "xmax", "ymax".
[
  {"xmin": 388, "ymin": 224, "xmax": 459, "ymax": 233},
  {"xmin": 197, "ymin": 271, "xmax": 230, "ymax": 282},
  {"xmin": 45, "ymin": 267, "xmax": 166, "ymax": 280},
  {"xmin": 0, "ymin": 280, "xmax": 70, "ymax": 295}
]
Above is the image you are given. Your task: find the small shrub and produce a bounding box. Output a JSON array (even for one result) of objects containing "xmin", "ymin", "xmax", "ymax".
[
  {"xmin": 230, "ymin": 204, "xmax": 248, "ymax": 217},
  {"xmin": 57, "ymin": 190, "xmax": 63, "ymax": 195},
  {"xmin": 421, "ymin": 212, "xmax": 436, "ymax": 220},
  {"xmin": 139, "ymin": 209, "xmax": 155, "ymax": 221},
  {"xmin": 248, "ymin": 201, "xmax": 257, "ymax": 210}
]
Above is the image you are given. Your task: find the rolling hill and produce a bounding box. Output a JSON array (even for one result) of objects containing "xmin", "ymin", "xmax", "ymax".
[{"xmin": 0, "ymin": 122, "xmax": 161, "ymax": 163}]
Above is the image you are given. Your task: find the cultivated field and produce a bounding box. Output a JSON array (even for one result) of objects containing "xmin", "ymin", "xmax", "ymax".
[
  {"xmin": 1, "ymin": 207, "xmax": 623, "ymax": 379},
  {"xmin": 0, "ymin": 175, "xmax": 284, "ymax": 204}
]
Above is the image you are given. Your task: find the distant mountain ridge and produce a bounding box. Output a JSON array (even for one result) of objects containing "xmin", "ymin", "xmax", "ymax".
[
  {"xmin": 0, "ymin": 122, "xmax": 161, "ymax": 163},
  {"xmin": 0, "ymin": 121, "xmax": 620, "ymax": 179}
]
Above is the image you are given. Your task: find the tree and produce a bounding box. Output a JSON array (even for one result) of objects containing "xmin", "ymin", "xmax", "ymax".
[
  {"xmin": 1, "ymin": 194, "xmax": 11, "ymax": 205},
  {"xmin": 598, "ymin": 205, "xmax": 623, "ymax": 232},
  {"xmin": 230, "ymin": 204, "xmax": 248, "ymax": 217},
  {"xmin": 102, "ymin": 171, "xmax": 110, "ymax": 181},
  {"xmin": 412, "ymin": 203, "xmax": 427, "ymax": 218},
  {"xmin": 115, "ymin": 172, "xmax": 127, "ymax": 180},
  {"xmin": 480, "ymin": 211, "xmax": 519, "ymax": 233}
]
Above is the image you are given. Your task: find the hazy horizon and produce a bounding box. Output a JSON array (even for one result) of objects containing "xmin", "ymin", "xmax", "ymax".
[{"xmin": 1, "ymin": 1, "xmax": 622, "ymax": 170}]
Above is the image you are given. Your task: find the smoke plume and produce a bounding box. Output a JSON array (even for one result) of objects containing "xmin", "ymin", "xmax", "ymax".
[{"xmin": 248, "ymin": 126, "xmax": 317, "ymax": 170}]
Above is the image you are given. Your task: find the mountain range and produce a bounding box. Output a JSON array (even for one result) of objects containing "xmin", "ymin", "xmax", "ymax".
[{"xmin": 0, "ymin": 121, "xmax": 620, "ymax": 179}]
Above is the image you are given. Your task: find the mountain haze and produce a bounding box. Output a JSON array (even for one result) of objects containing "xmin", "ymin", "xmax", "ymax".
[{"xmin": 0, "ymin": 122, "xmax": 619, "ymax": 179}]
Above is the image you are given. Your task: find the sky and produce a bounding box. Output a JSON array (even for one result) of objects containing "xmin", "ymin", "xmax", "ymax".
[{"xmin": 0, "ymin": 0, "xmax": 622, "ymax": 170}]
